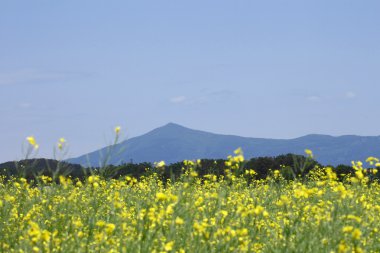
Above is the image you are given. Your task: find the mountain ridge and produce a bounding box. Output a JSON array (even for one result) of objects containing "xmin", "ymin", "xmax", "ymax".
[{"xmin": 67, "ymin": 123, "xmax": 380, "ymax": 167}]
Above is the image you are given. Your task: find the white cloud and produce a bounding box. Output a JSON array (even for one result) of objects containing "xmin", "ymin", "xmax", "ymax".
[
  {"xmin": 18, "ymin": 103, "xmax": 32, "ymax": 109},
  {"xmin": 170, "ymin": 96, "xmax": 186, "ymax": 104},
  {"xmin": 345, "ymin": 91, "xmax": 357, "ymax": 99},
  {"xmin": 0, "ymin": 69, "xmax": 88, "ymax": 86},
  {"xmin": 306, "ymin": 95, "xmax": 322, "ymax": 102}
]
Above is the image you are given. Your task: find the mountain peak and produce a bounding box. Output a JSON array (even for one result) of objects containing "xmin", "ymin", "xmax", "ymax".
[
  {"xmin": 149, "ymin": 122, "xmax": 192, "ymax": 136},
  {"xmin": 163, "ymin": 122, "xmax": 185, "ymax": 128},
  {"xmin": 154, "ymin": 122, "xmax": 192, "ymax": 132}
]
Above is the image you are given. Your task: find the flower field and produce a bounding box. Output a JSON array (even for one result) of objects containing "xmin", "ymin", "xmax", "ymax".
[{"xmin": 1, "ymin": 151, "xmax": 380, "ymax": 253}]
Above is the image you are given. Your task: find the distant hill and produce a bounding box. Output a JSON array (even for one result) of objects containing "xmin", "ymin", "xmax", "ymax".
[
  {"xmin": 0, "ymin": 158, "xmax": 83, "ymax": 178},
  {"xmin": 67, "ymin": 123, "xmax": 380, "ymax": 167}
]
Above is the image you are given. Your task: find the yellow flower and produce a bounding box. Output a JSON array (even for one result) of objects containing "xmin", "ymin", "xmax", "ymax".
[
  {"xmin": 57, "ymin": 138, "xmax": 66, "ymax": 150},
  {"xmin": 73, "ymin": 218, "xmax": 83, "ymax": 228},
  {"xmin": 238, "ymin": 228, "xmax": 248, "ymax": 236},
  {"xmin": 190, "ymin": 171, "xmax": 198, "ymax": 177},
  {"xmin": 26, "ymin": 136, "xmax": 38, "ymax": 148},
  {"xmin": 234, "ymin": 155, "xmax": 244, "ymax": 162},
  {"xmin": 41, "ymin": 230, "xmax": 51, "ymax": 242},
  {"xmin": 156, "ymin": 192, "xmax": 167, "ymax": 201},
  {"xmin": 352, "ymin": 229, "xmax": 361, "ymax": 240},
  {"xmin": 234, "ymin": 147, "xmax": 242, "ymax": 155},
  {"xmin": 346, "ymin": 215, "xmax": 361, "ymax": 223},
  {"xmin": 175, "ymin": 217, "xmax": 184, "ymax": 225},
  {"xmin": 114, "ymin": 126, "xmax": 121, "ymax": 134},
  {"xmin": 342, "ymin": 226, "xmax": 353, "ymax": 233},
  {"xmin": 96, "ymin": 220, "xmax": 106, "ymax": 227},
  {"xmin": 155, "ymin": 161, "xmax": 166, "ymax": 168},
  {"xmin": 304, "ymin": 149, "xmax": 313, "ymax": 158},
  {"xmin": 355, "ymin": 170, "xmax": 364, "ymax": 180},
  {"xmin": 338, "ymin": 242, "xmax": 347, "ymax": 253},
  {"xmin": 105, "ymin": 223, "xmax": 116, "ymax": 234},
  {"xmin": 354, "ymin": 247, "xmax": 364, "ymax": 253},
  {"xmin": 245, "ymin": 169, "xmax": 256, "ymax": 176},
  {"xmin": 366, "ymin": 156, "xmax": 379, "ymax": 165},
  {"xmin": 164, "ymin": 241, "xmax": 174, "ymax": 251},
  {"xmin": 94, "ymin": 232, "xmax": 104, "ymax": 242}
]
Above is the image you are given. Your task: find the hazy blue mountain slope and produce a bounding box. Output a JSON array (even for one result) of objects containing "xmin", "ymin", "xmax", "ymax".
[{"xmin": 67, "ymin": 123, "xmax": 380, "ymax": 167}]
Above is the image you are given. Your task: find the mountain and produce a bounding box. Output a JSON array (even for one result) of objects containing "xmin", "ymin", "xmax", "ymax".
[{"xmin": 67, "ymin": 123, "xmax": 380, "ymax": 167}]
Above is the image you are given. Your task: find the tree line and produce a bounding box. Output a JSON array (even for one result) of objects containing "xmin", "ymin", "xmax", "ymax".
[{"xmin": 0, "ymin": 153, "xmax": 364, "ymax": 182}]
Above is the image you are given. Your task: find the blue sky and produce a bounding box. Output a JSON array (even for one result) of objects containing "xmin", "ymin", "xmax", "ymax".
[{"xmin": 1, "ymin": 0, "xmax": 379, "ymax": 163}]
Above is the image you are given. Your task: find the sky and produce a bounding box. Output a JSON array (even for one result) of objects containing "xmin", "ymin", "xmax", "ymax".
[{"xmin": 1, "ymin": 0, "xmax": 380, "ymax": 163}]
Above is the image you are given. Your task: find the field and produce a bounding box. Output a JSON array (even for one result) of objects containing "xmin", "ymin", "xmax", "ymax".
[{"xmin": 1, "ymin": 150, "xmax": 380, "ymax": 253}]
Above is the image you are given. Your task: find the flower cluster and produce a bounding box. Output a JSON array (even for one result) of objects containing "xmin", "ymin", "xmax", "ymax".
[{"xmin": 0, "ymin": 150, "xmax": 379, "ymax": 252}]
